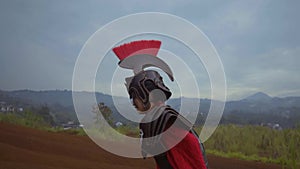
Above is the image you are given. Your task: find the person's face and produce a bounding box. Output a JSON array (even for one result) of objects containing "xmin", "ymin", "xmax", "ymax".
[{"xmin": 132, "ymin": 97, "xmax": 149, "ymax": 113}]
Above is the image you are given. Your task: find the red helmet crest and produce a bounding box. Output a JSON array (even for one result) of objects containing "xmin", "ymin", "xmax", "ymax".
[
  {"xmin": 112, "ymin": 40, "xmax": 174, "ymax": 81},
  {"xmin": 113, "ymin": 40, "xmax": 161, "ymax": 61}
]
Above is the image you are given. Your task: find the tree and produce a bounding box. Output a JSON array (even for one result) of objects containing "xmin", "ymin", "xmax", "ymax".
[
  {"xmin": 92, "ymin": 102, "xmax": 113, "ymax": 127},
  {"xmin": 37, "ymin": 105, "xmax": 55, "ymax": 126}
]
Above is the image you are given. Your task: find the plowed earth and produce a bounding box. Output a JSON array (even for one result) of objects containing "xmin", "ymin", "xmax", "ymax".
[{"xmin": 0, "ymin": 123, "xmax": 281, "ymax": 169}]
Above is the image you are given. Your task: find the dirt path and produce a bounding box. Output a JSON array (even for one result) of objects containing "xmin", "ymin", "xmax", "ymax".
[{"xmin": 0, "ymin": 123, "xmax": 281, "ymax": 169}]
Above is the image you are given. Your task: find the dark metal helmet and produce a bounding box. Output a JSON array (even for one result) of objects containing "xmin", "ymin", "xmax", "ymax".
[
  {"xmin": 127, "ymin": 70, "xmax": 172, "ymax": 109},
  {"xmin": 112, "ymin": 40, "xmax": 174, "ymax": 110}
]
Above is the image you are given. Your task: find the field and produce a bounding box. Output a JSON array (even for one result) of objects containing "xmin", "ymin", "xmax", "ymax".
[
  {"xmin": 0, "ymin": 122, "xmax": 283, "ymax": 169},
  {"xmin": 1, "ymin": 112, "xmax": 298, "ymax": 169}
]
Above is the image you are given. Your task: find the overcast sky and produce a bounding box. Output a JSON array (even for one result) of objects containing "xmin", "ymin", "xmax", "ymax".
[{"xmin": 0, "ymin": 0, "xmax": 299, "ymax": 100}]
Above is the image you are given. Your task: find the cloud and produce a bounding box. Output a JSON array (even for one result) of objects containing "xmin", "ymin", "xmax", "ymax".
[
  {"xmin": 226, "ymin": 46, "xmax": 300, "ymax": 99},
  {"xmin": 0, "ymin": 0, "xmax": 299, "ymax": 100}
]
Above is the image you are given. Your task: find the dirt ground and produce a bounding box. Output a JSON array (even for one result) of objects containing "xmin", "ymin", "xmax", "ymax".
[{"xmin": 0, "ymin": 122, "xmax": 281, "ymax": 169}]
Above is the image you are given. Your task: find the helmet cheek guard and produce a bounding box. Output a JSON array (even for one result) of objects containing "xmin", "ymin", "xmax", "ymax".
[{"xmin": 128, "ymin": 70, "xmax": 172, "ymax": 109}]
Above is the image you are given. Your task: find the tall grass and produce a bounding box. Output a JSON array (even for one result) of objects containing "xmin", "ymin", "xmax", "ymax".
[
  {"xmin": 197, "ymin": 125, "xmax": 300, "ymax": 169},
  {"xmin": 0, "ymin": 111, "xmax": 49, "ymax": 129},
  {"xmin": 0, "ymin": 112, "xmax": 87, "ymax": 136}
]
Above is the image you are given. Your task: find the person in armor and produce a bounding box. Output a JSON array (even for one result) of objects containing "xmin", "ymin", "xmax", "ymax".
[{"xmin": 113, "ymin": 40, "xmax": 208, "ymax": 169}]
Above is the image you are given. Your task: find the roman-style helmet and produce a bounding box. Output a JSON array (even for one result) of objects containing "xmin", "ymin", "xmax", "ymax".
[{"xmin": 112, "ymin": 40, "xmax": 174, "ymax": 109}]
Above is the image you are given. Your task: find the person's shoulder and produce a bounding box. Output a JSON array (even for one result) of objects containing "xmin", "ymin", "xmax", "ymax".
[
  {"xmin": 163, "ymin": 105, "xmax": 194, "ymax": 130},
  {"xmin": 163, "ymin": 105, "xmax": 179, "ymax": 115},
  {"xmin": 160, "ymin": 106, "xmax": 179, "ymax": 126}
]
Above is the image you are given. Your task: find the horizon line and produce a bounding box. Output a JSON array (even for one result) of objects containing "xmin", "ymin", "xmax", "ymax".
[{"xmin": 1, "ymin": 88, "xmax": 299, "ymax": 101}]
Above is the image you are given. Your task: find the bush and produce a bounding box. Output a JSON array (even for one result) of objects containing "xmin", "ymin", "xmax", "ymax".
[
  {"xmin": 199, "ymin": 125, "xmax": 300, "ymax": 169},
  {"xmin": 115, "ymin": 125, "xmax": 139, "ymax": 137},
  {"xmin": 0, "ymin": 111, "xmax": 50, "ymax": 129}
]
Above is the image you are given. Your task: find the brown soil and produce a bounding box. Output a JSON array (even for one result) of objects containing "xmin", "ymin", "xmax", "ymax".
[{"xmin": 0, "ymin": 122, "xmax": 281, "ymax": 169}]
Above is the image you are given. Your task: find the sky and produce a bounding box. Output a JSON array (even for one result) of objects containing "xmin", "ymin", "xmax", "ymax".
[{"xmin": 0, "ymin": 0, "xmax": 299, "ymax": 100}]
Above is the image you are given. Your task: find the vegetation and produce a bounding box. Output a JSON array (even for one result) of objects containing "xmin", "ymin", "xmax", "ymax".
[
  {"xmin": 93, "ymin": 102, "xmax": 114, "ymax": 127},
  {"xmin": 115, "ymin": 125, "xmax": 140, "ymax": 137},
  {"xmin": 0, "ymin": 111, "xmax": 50, "ymax": 129},
  {"xmin": 1, "ymin": 103, "xmax": 299, "ymax": 169},
  {"xmin": 0, "ymin": 111, "xmax": 86, "ymax": 136},
  {"xmin": 197, "ymin": 125, "xmax": 300, "ymax": 169}
]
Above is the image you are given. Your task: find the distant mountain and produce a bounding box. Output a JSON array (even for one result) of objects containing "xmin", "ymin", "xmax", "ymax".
[
  {"xmin": 243, "ymin": 92, "xmax": 272, "ymax": 102},
  {"xmin": 225, "ymin": 92, "xmax": 300, "ymax": 114},
  {"xmin": 1, "ymin": 90, "xmax": 300, "ymax": 128}
]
